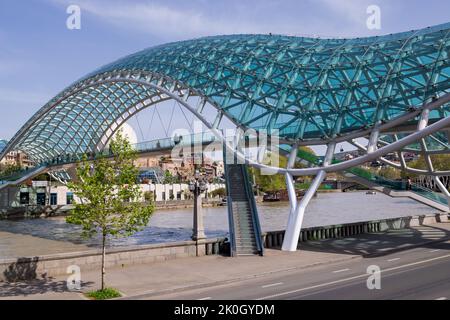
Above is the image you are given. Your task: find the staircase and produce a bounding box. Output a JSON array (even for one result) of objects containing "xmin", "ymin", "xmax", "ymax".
[
  {"xmin": 225, "ymin": 164, "xmax": 264, "ymax": 256},
  {"xmin": 343, "ymin": 170, "xmax": 449, "ymax": 212}
]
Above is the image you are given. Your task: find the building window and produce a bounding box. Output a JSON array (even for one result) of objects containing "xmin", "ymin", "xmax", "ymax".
[
  {"xmin": 66, "ymin": 192, "xmax": 74, "ymax": 205},
  {"xmin": 20, "ymin": 192, "xmax": 29, "ymax": 205},
  {"xmin": 37, "ymin": 193, "xmax": 46, "ymax": 206},
  {"xmin": 50, "ymin": 193, "xmax": 57, "ymax": 206}
]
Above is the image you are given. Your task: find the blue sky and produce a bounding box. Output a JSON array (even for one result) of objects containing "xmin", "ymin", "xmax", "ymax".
[{"xmin": 0, "ymin": 0, "xmax": 449, "ymax": 140}]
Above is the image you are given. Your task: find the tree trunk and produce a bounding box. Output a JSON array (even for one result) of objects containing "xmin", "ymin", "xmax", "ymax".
[{"xmin": 101, "ymin": 233, "xmax": 106, "ymax": 291}]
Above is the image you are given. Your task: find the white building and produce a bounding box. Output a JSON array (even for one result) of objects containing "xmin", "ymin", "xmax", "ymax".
[{"xmin": 1, "ymin": 182, "xmax": 225, "ymax": 208}]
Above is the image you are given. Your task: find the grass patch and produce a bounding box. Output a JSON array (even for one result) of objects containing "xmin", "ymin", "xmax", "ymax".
[{"xmin": 86, "ymin": 288, "xmax": 122, "ymax": 300}]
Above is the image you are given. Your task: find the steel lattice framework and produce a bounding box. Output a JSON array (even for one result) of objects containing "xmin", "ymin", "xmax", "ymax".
[{"xmin": 1, "ymin": 23, "xmax": 450, "ymax": 164}]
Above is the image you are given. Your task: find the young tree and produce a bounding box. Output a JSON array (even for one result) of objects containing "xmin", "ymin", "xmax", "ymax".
[{"xmin": 67, "ymin": 131, "xmax": 154, "ymax": 292}]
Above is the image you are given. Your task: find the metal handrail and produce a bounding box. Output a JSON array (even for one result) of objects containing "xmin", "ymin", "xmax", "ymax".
[
  {"xmin": 223, "ymin": 143, "xmax": 236, "ymax": 257},
  {"xmin": 242, "ymin": 164, "xmax": 264, "ymax": 256},
  {"xmin": 225, "ymin": 194, "xmax": 237, "ymax": 257}
]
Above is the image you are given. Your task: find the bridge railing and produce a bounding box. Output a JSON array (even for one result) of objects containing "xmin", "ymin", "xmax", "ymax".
[
  {"xmin": 288, "ymin": 144, "xmax": 448, "ymax": 206},
  {"xmin": 0, "ymin": 132, "xmax": 223, "ymax": 183}
]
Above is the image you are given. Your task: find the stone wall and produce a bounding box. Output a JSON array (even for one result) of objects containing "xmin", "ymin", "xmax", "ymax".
[
  {"xmin": 262, "ymin": 213, "xmax": 449, "ymax": 248},
  {"xmin": 0, "ymin": 238, "xmax": 227, "ymax": 282}
]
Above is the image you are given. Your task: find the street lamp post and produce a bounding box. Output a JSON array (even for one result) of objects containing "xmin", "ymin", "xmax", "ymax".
[{"xmin": 189, "ymin": 169, "xmax": 207, "ymax": 242}]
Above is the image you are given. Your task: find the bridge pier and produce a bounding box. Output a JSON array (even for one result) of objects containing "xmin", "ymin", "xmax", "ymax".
[{"xmin": 282, "ymin": 143, "xmax": 336, "ymax": 252}]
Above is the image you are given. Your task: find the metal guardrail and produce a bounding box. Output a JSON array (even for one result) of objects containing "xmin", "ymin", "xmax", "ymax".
[
  {"xmin": 264, "ymin": 221, "xmax": 383, "ymax": 248},
  {"xmin": 242, "ymin": 165, "xmax": 264, "ymax": 256},
  {"xmin": 290, "ymin": 145, "xmax": 448, "ymax": 207},
  {"xmin": 225, "ymin": 195, "xmax": 237, "ymax": 257}
]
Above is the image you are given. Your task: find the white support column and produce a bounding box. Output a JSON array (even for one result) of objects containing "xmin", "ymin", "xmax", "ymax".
[
  {"xmin": 282, "ymin": 143, "xmax": 336, "ymax": 252},
  {"xmin": 285, "ymin": 144, "xmax": 299, "ymax": 223},
  {"xmin": 418, "ymin": 108, "xmax": 430, "ymax": 131},
  {"xmin": 367, "ymin": 129, "xmax": 380, "ymax": 154},
  {"xmin": 417, "ymin": 107, "xmax": 450, "ymax": 210}
]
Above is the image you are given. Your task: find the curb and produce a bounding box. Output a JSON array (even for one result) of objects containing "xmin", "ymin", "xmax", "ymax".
[{"xmin": 120, "ymin": 236, "xmax": 450, "ymax": 300}]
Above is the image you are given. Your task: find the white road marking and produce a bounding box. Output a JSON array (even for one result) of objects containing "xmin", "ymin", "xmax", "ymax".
[
  {"xmin": 198, "ymin": 297, "xmax": 212, "ymax": 300},
  {"xmin": 258, "ymin": 253, "xmax": 450, "ymax": 300},
  {"xmin": 436, "ymin": 297, "xmax": 447, "ymax": 300},
  {"xmin": 333, "ymin": 268, "xmax": 350, "ymax": 274},
  {"xmin": 430, "ymin": 249, "xmax": 441, "ymax": 253},
  {"xmin": 261, "ymin": 282, "xmax": 283, "ymax": 289},
  {"xmin": 388, "ymin": 258, "xmax": 400, "ymax": 262}
]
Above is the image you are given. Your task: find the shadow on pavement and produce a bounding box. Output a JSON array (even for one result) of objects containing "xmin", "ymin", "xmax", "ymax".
[
  {"xmin": 1, "ymin": 256, "xmax": 94, "ymax": 298},
  {"xmin": 3, "ymin": 257, "xmax": 41, "ymax": 282},
  {"xmin": 0, "ymin": 278, "xmax": 94, "ymax": 298},
  {"xmin": 294, "ymin": 224, "xmax": 450, "ymax": 257}
]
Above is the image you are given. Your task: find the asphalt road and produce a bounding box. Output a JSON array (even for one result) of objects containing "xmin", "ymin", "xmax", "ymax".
[{"xmin": 145, "ymin": 240, "xmax": 450, "ymax": 300}]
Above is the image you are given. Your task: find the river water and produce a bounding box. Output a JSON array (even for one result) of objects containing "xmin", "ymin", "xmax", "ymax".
[{"xmin": 0, "ymin": 192, "xmax": 435, "ymax": 252}]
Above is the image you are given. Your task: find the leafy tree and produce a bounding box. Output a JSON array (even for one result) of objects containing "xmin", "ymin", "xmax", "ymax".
[
  {"xmin": 143, "ymin": 191, "xmax": 154, "ymax": 202},
  {"xmin": 249, "ymin": 147, "xmax": 316, "ymax": 193},
  {"xmin": 409, "ymin": 154, "xmax": 450, "ymax": 173},
  {"xmin": 67, "ymin": 131, "xmax": 154, "ymax": 291},
  {"xmin": 163, "ymin": 170, "xmax": 178, "ymax": 184},
  {"xmin": 210, "ymin": 187, "xmax": 226, "ymax": 198},
  {"xmin": 250, "ymin": 154, "xmax": 288, "ymax": 193},
  {"xmin": 377, "ymin": 166, "xmax": 403, "ymax": 180},
  {"xmin": 0, "ymin": 163, "xmax": 23, "ymax": 177}
]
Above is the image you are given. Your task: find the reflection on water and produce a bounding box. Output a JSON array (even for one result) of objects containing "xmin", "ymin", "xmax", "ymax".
[{"xmin": 0, "ymin": 192, "xmax": 435, "ymax": 249}]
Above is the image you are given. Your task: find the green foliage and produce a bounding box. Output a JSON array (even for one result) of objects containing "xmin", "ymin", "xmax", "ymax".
[
  {"xmin": 250, "ymin": 154, "xmax": 287, "ymax": 193},
  {"xmin": 249, "ymin": 147, "xmax": 316, "ymax": 193},
  {"xmin": 143, "ymin": 191, "xmax": 154, "ymax": 202},
  {"xmin": 297, "ymin": 146, "xmax": 319, "ymax": 164},
  {"xmin": 86, "ymin": 288, "xmax": 121, "ymax": 300},
  {"xmin": 210, "ymin": 187, "xmax": 226, "ymax": 198},
  {"xmin": 67, "ymin": 131, "xmax": 154, "ymax": 239},
  {"xmin": 377, "ymin": 166, "xmax": 403, "ymax": 180},
  {"xmin": 295, "ymin": 182, "xmax": 330, "ymax": 190},
  {"xmin": 0, "ymin": 164, "xmax": 23, "ymax": 178},
  {"xmin": 409, "ymin": 154, "xmax": 450, "ymax": 173},
  {"xmin": 347, "ymin": 166, "xmax": 375, "ymax": 180},
  {"xmin": 163, "ymin": 170, "xmax": 179, "ymax": 184}
]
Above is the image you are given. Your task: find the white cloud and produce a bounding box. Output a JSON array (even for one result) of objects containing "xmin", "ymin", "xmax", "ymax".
[
  {"xmin": 50, "ymin": 0, "xmax": 279, "ymax": 39},
  {"xmin": 47, "ymin": 0, "xmax": 390, "ymax": 40}
]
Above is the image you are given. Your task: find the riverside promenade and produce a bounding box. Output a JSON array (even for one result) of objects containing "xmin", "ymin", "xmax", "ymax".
[{"xmin": 1, "ymin": 221, "xmax": 449, "ymax": 300}]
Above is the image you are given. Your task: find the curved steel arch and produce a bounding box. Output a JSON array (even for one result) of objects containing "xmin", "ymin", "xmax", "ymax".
[{"xmin": 2, "ymin": 23, "xmax": 450, "ymax": 164}]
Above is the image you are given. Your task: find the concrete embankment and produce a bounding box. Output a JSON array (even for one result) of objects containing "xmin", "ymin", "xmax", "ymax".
[{"xmin": 0, "ymin": 213, "xmax": 448, "ymax": 282}]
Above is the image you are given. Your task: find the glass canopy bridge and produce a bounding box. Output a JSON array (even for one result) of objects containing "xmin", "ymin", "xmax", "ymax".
[{"xmin": 1, "ymin": 22, "xmax": 450, "ymax": 252}]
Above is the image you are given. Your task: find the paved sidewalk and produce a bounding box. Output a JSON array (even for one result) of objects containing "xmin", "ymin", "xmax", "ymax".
[{"xmin": 1, "ymin": 222, "xmax": 449, "ymax": 300}]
